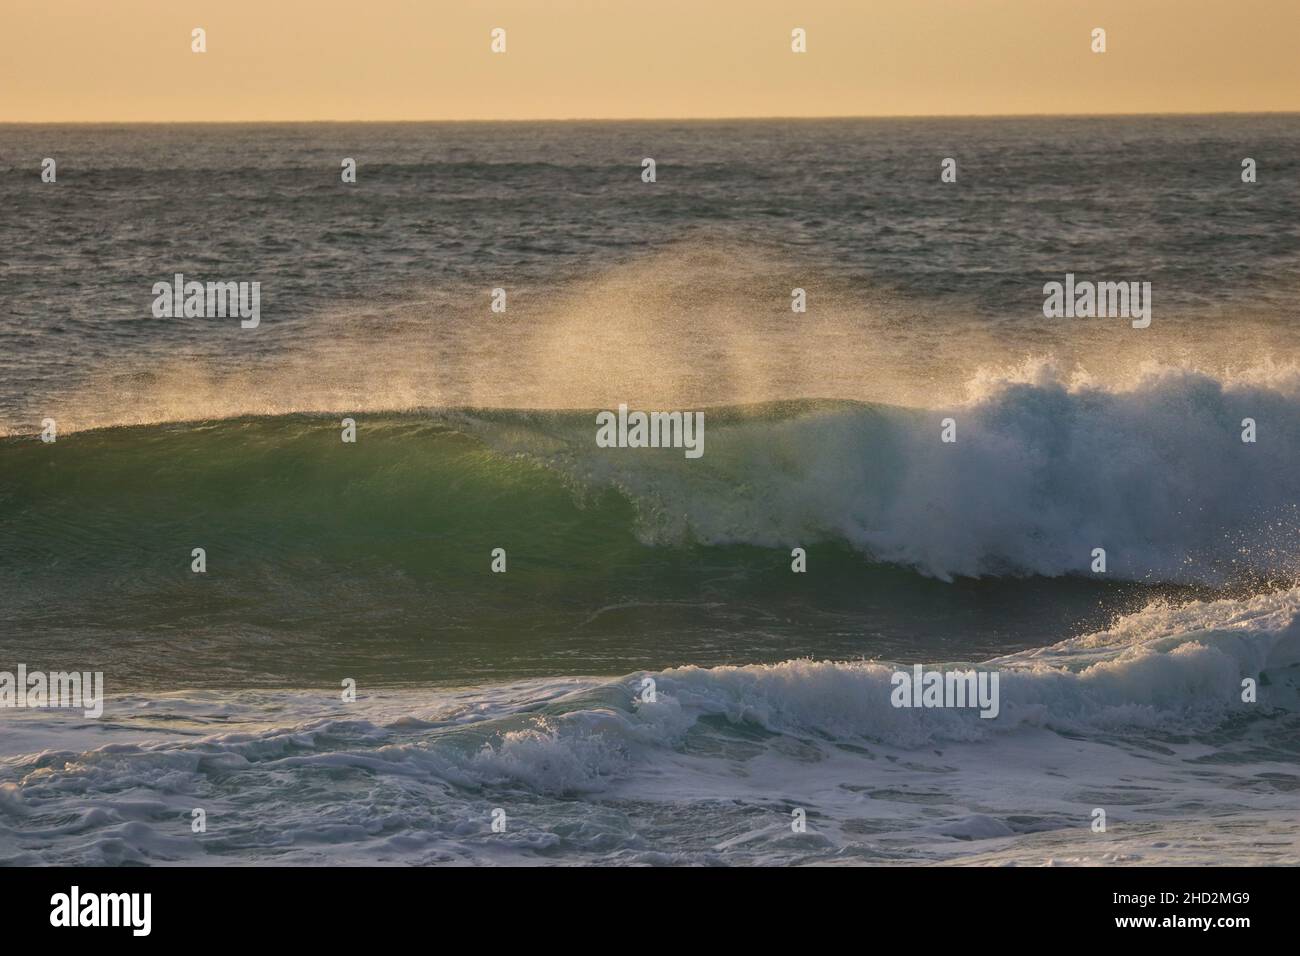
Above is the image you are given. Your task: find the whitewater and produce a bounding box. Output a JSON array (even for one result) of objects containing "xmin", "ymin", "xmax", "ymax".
[{"xmin": 1, "ymin": 585, "xmax": 1297, "ymax": 865}]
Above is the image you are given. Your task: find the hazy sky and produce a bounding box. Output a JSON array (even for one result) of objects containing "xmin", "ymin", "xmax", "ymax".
[{"xmin": 2, "ymin": 0, "xmax": 1296, "ymax": 121}]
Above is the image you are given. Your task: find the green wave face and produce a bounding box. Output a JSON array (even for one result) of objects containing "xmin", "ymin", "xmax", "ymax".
[{"xmin": 0, "ymin": 410, "xmax": 1190, "ymax": 690}]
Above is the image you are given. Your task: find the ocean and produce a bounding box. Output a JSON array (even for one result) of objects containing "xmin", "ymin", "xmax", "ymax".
[{"xmin": 1, "ymin": 116, "xmax": 1298, "ymax": 865}]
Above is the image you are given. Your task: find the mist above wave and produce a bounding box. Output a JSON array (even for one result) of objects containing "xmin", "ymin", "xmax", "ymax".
[{"xmin": 6, "ymin": 239, "xmax": 1300, "ymax": 436}]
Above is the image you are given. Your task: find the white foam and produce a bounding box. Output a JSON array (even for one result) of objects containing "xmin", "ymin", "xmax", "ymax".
[
  {"xmin": 535, "ymin": 363, "xmax": 1300, "ymax": 583},
  {"xmin": 2, "ymin": 587, "xmax": 1297, "ymax": 865}
]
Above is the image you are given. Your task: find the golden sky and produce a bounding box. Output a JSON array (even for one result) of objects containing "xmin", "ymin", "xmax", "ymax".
[{"xmin": 2, "ymin": 0, "xmax": 1296, "ymax": 121}]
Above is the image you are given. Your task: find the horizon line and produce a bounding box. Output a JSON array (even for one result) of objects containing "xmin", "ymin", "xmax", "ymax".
[{"xmin": 3, "ymin": 109, "xmax": 1298, "ymax": 125}]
